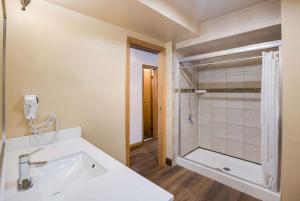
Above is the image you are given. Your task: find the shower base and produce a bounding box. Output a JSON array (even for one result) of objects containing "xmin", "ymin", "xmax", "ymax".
[
  {"xmin": 185, "ymin": 148, "xmax": 263, "ymax": 184},
  {"xmin": 177, "ymin": 148, "xmax": 280, "ymax": 201}
]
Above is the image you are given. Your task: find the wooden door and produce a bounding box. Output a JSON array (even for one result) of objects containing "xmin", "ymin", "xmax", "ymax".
[{"xmin": 143, "ymin": 68, "xmax": 153, "ymax": 139}]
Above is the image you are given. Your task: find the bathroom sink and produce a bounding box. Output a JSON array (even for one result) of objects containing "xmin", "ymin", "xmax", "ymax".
[{"xmin": 31, "ymin": 152, "xmax": 108, "ymax": 200}]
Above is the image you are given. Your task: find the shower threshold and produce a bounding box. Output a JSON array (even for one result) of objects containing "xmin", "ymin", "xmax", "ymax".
[{"xmin": 177, "ymin": 148, "xmax": 280, "ymax": 201}]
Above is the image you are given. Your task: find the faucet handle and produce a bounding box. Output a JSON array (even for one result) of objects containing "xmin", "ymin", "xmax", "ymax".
[{"xmin": 28, "ymin": 147, "xmax": 44, "ymax": 156}]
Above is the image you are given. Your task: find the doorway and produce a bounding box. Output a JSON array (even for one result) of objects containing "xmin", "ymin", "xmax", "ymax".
[
  {"xmin": 125, "ymin": 37, "xmax": 166, "ymax": 167},
  {"xmin": 143, "ymin": 65, "xmax": 158, "ymax": 141}
]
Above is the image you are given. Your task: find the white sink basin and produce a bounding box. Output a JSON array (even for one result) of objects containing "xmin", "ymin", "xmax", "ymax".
[{"xmin": 31, "ymin": 152, "xmax": 107, "ymax": 200}]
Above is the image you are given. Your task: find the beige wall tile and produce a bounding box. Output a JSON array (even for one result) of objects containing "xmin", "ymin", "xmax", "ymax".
[
  {"xmin": 242, "ymin": 65, "xmax": 261, "ymax": 73},
  {"xmin": 244, "ymin": 93, "xmax": 261, "ymax": 110},
  {"xmin": 244, "ymin": 110, "xmax": 260, "ymax": 128},
  {"xmin": 212, "ymin": 137, "xmax": 226, "ymax": 153},
  {"xmin": 227, "ymin": 93, "xmax": 244, "ymax": 109},
  {"xmin": 199, "ymin": 134, "xmax": 212, "ymax": 149},
  {"xmin": 244, "ymin": 127, "xmax": 261, "ymax": 146},
  {"xmin": 212, "ymin": 93, "xmax": 227, "ymax": 107},
  {"xmin": 199, "ymin": 121, "xmax": 212, "ymax": 135},
  {"xmin": 212, "ymin": 108, "xmax": 226, "ymax": 123},
  {"xmin": 211, "ymin": 71, "xmax": 226, "ymax": 83},
  {"xmin": 227, "ymin": 109, "xmax": 244, "ymax": 125},
  {"xmin": 199, "ymin": 94, "xmax": 212, "ymax": 107},
  {"xmin": 199, "ymin": 120, "xmax": 212, "ymax": 149},
  {"xmin": 244, "ymin": 144, "xmax": 261, "ymax": 163},
  {"xmin": 212, "ymin": 123, "xmax": 226, "ymax": 138},
  {"xmin": 227, "ymin": 125, "xmax": 243, "ymax": 142},
  {"xmin": 227, "ymin": 71, "xmax": 244, "ymax": 82},
  {"xmin": 226, "ymin": 140, "xmax": 244, "ymax": 158},
  {"xmin": 243, "ymin": 71, "xmax": 261, "ymax": 82},
  {"xmin": 199, "ymin": 106, "xmax": 212, "ymax": 121}
]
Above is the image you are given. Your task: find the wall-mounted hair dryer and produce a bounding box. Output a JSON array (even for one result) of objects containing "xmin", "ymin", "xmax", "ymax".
[
  {"xmin": 23, "ymin": 95, "xmax": 59, "ymax": 138},
  {"xmin": 23, "ymin": 95, "xmax": 39, "ymax": 120}
]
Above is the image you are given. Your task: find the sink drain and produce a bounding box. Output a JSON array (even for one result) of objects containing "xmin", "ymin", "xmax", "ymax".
[
  {"xmin": 223, "ymin": 167, "xmax": 230, "ymax": 171},
  {"xmin": 215, "ymin": 168, "xmax": 222, "ymax": 172},
  {"xmin": 52, "ymin": 191, "xmax": 62, "ymax": 197}
]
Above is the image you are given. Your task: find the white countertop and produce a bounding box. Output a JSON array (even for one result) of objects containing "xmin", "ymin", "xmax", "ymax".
[{"xmin": 3, "ymin": 133, "xmax": 173, "ymax": 201}]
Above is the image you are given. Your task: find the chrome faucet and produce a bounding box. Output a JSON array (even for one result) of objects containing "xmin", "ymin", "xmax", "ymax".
[{"xmin": 18, "ymin": 147, "xmax": 47, "ymax": 191}]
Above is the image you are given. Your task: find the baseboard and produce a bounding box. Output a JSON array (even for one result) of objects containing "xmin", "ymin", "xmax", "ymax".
[
  {"xmin": 130, "ymin": 141, "xmax": 143, "ymax": 149},
  {"xmin": 166, "ymin": 157, "xmax": 172, "ymax": 166}
]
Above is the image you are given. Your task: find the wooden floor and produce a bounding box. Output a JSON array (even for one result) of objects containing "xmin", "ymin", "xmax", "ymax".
[{"xmin": 130, "ymin": 140, "xmax": 261, "ymax": 201}]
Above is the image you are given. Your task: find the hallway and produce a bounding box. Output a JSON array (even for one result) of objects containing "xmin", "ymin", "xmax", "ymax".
[{"xmin": 130, "ymin": 140, "xmax": 260, "ymax": 201}]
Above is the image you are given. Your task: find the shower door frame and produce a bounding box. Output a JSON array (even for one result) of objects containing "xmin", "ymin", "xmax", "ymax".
[{"xmin": 176, "ymin": 40, "xmax": 283, "ymax": 191}]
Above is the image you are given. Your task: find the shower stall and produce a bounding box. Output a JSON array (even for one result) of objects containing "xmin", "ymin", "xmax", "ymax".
[{"xmin": 176, "ymin": 41, "xmax": 281, "ymax": 201}]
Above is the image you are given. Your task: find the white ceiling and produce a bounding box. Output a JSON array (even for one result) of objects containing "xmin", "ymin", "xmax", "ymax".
[
  {"xmin": 45, "ymin": 0, "xmax": 199, "ymax": 42},
  {"xmin": 45, "ymin": 0, "xmax": 270, "ymax": 42},
  {"xmin": 170, "ymin": 0, "xmax": 269, "ymax": 23}
]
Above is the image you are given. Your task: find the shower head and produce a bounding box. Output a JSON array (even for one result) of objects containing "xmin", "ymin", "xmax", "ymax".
[{"xmin": 20, "ymin": 0, "xmax": 31, "ymax": 11}]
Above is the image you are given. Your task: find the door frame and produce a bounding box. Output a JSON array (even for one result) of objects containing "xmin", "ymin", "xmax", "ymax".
[{"xmin": 125, "ymin": 37, "xmax": 166, "ymax": 167}]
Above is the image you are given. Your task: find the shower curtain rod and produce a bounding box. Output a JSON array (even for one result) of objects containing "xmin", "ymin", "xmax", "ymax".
[
  {"xmin": 179, "ymin": 40, "xmax": 282, "ymax": 63},
  {"xmin": 176, "ymin": 88, "xmax": 261, "ymax": 93},
  {"xmin": 179, "ymin": 56, "xmax": 262, "ymax": 69}
]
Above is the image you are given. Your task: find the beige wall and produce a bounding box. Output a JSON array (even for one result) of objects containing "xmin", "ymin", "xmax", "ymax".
[
  {"xmin": 281, "ymin": 0, "xmax": 300, "ymax": 200},
  {"xmin": 5, "ymin": 0, "xmax": 164, "ymax": 163}
]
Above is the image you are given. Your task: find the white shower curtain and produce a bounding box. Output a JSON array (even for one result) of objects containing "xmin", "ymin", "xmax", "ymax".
[{"xmin": 261, "ymin": 51, "xmax": 280, "ymax": 191}]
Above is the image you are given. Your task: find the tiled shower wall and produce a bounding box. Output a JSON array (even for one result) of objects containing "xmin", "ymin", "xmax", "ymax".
[{"xmin": 198, "ymin": 64, "xmax": 262, "ymax": 163}]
